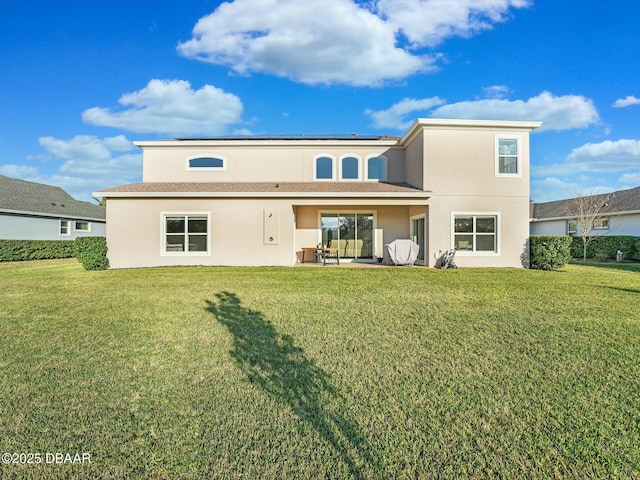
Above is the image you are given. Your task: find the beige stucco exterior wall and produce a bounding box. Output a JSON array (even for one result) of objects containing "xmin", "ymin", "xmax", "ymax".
[
  {"xmin": 417, "ymin": 126, "xmax": 532, "ymax": 267},
  {"xmin": 105, "ymin": 197, "xmax": 297, "ymax": 268},
  {"xmin": 141, "ymin": 143, "xmax": 405, "ymax": 184}
]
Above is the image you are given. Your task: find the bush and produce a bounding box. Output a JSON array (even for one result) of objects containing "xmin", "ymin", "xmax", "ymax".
[
  {"xmin": 530, "ymin": 235, "xmax": 572, "ymax": 270},
  {"xmin": 0, "ymin": 239, "xmax": 75, "ymax": 262},
  {"xmin": 570, "ymin": 236, "xmax": 640, "ymax": 260},
  {"xmin": 75, "ymin": 236, "xmax": 109, "ymax": 270}
]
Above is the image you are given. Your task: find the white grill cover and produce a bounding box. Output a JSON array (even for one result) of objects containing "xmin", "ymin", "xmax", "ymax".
[{"xmin": 384, "ymin": 239, "xmax": 420, "ymax": 266}]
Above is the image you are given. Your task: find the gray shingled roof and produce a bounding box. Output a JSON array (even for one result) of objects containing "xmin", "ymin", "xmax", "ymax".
[
  {"xmin": 532, "ymin": 186, "xmax": 640, "ymax": 220},
  {"xmin": 0, "ymin": 175, "xmax": 106, "ymax": 220}
]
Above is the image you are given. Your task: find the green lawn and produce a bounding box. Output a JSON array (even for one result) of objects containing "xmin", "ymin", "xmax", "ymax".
[{"xmin": 1, "ymin": 259, "xmax": 639, "ymax": 479}]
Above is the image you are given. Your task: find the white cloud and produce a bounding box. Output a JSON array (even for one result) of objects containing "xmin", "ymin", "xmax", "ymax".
[
  {"xmin": 613, "ymin": 95, "xmax": 640, "ymax": 108},
  {"xmin": 367, "ymin": 91, "xmax": 599, "ymax": 132},
  {"xmin": 565, "ymin": 139, "xmax": 640, "ymax": 171},
  {"xmin": 177, "ymin": 0, "xmax": 529, "ymax": 86},
  {"xmin": 5, "ymin": 135, "xmax": 142, "ymax": 202},
  {"xmin": 430, "ymin": 91, "xmax": 599, "ymax": 131},
  {"xmin": 482, "ymin": 85, "xmax": 511, "ymax": 99},
  {"xmin": 82, "ymin": 79, "xmax": 243, "ymax": 137},
  {"xmin": 376, "ymin": 0, "xmax": 530, "ymax": 47},
  {"xmin": 365, "ymin": 97, "xmax": 446, "ymax": 129},
  {"xmin": 531, "ymin": 177, "xmax": 614, "ymax": 203},
  {"xmin": 0, "ymin": 164, "xmax": 40, "ymax": 178},
  {"xmin": 619, "ymin": 172, "xmax": 640, "ymax": 185}
]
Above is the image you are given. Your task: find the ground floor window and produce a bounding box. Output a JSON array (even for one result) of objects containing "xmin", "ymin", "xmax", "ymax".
[
  {"xmin": 163, "ymin": 213, "xmax": 209, "ymax": 254},
  {"xmin": 60, "ymin": 220, "xmax": 70, "ymax": 236},
  {"xmin": 75, "ymin": 221, "xmax": 90, "ymax": 232},
  {"xmin": 453, "ymin": 214, "xmax": 498, "ymax": 253},
  {"xmin": 320, "ymin": 212, "xmax": 373, "ymax": 259}
]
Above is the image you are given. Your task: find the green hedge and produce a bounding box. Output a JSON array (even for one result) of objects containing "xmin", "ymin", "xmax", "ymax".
[
  {"xmin": 530, "ymin": 235, "xmax": 572, "ymax": 270},
  {"xmin": 570, "ymin": 236, "xmax": 640, "ymax": 260},
  {"xmin": 75, "ymin": 236, "xmax": 109, "ymax": 270},
  {"xmin": 0, "ymin": 239, "xmax": 76, "ymax": 262}
]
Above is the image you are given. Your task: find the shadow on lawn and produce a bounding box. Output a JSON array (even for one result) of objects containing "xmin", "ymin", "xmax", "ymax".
[{"xmin": 205, "ymin": 291, "xmax": 375, "ymax": 478}]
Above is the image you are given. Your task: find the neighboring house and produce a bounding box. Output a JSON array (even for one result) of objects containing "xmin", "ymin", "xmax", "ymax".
[
  {"xmin": 0, "ymin": 175, "xmax": 106, "ymax": 240},
  {"xmin": 530, "ymin": 186, "xmax": 640, "ymax": 237},
  {"xmin": 94, "ymin": 118, "xmax": 541, "ymax": 268}
]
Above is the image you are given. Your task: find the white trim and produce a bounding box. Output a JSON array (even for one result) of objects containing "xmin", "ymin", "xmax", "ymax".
[
  {"xmin": 410, "ymin": 213, "xmax": 426, "ymax": 265},
  {"xmin": 313, "ymin": 154, "xmax": 336, "ymax": 181},
  {"xmin": 160, "ymin": 211, "xmax": 211, "ymax": 257},
  {"xmin": 59, "ymin": 219, "xmax": 71, "ymax": 236},
  {"xmin": 364, "ymin": 154, "xmax": 388, "ymax": 181},
  {"xmin": 338, "ymin": 154, "xmax": 362, "ymax": 181},
  {"xmin": 185, "ymin": 154, "xmax": 227, "ymax": 171},
  {"xmin": 451, "ymin": 212, "xmax": 501, "ymax": 256},
  {"xmin": 401, "ymin": 118, "xmax": 542, "ymax": 145},
  {"xmin": 94, "ymin": 190, "xmax": 431, "ymax": 199},
  {"xmin": 495, "ymin": 135, "xmax": 522, "ymax": 178}
]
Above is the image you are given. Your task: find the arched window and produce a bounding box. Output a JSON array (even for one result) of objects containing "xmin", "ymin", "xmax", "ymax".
[
  {"xmin": 340, "ymin": 156, "xmax": 360, "ymax": 180},
  {"xmin": 314, "ymin": 155, "xmax": 335, "ymax": 180},
  {"xmin": 366, "ymin": 155, "xmax": 387, "ymax": 181},
  {"xmin": 186, "ymin": 156, "xmax": 226, "ymax": 170}
]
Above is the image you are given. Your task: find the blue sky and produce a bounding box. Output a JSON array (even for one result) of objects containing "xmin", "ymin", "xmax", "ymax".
[{"xmin": 2, "ymin": 0, "xmax": 639, "ymax": 203}]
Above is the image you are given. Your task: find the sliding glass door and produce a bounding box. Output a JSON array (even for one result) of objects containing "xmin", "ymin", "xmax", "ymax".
[{"xmin": 321, "ymin": 213, "xmax": 373, "ymax": 259}]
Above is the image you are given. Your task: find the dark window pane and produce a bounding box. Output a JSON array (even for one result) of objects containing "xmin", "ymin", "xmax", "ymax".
[
  {"xmin": 342, "ymin": 157, "xmax": 358, "ymax": 179},
  {"xmin": 166, "ymin": 218, "xmax": 185, "ymax": 234},
  {"xmin": 476, "ymin": 217, "xmax": 495, "ymax": 233},
  {"xmin": 367, "ymin": 156, "xmax": 385, "ymax": 180},
  {"xmin": 166, "ymin": 235, "xmax": 185, "ymax": 251},
  {"xmin": 188, "ymin": 235, "xmax": 207, "ymax": 251},
  {"xmin": 188, "ymin": 218, "xmax": 207, "ymax": 233},
  {"xmin": 455, "ymin": 235, "xmax": 473, "ymax": 250},
  {"xmin": 316, "ymin": 157, "xmax": 333, "ymax": 179},
  {"xmin": 476, "ymin": 235, "xmax": 495, "ymax": 251},
  {"xmin": 455, "ymin": 217, "xmax": 473, "ymax": 233},
  {"xmin": 189, "ymin": 157, "xmax": 224, "ymax": 168}
]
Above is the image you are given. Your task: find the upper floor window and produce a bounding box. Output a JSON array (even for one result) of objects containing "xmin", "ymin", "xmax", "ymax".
[
  {"xmin": 340, "ymin": 155, "xmax": 360, "ymax": 180},
  {"xmin": 314, "ymin": 155, "xmax": 336, "ymax": 180},
  {"xmin": 366, "ymin": 155, "xmax": 387, "ymax": 181},
  {"xmin": 186, "ymin": 155, "xmax": 227, "ymax": 171},
  {"xmin": 495, "ymin": 136, "xmax": 521, "ymax": 177}
]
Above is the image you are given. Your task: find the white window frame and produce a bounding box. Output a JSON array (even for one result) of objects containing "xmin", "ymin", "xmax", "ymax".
[
  {"xmin": 60, "ymin": 219, "xmax": 71, "ymax": 236},
  {"xmin": 75, "ymin": 221, "xmax": 91, "ymax": 232},
  {"xmin": 567, "ymin": 220, "xmax": 577, "ymax": 235},
  {"xmin": 313, "ymin": 154, "xmax": 336, "ymax": 181},
  {"xmin": 495, "ymin": 135, "xmax": 522, "ymax": 178},
  {"xmin": 365, "ymin": 154, "xmax": 388, "ymax": 181},
  {"xmin": 451, "ymin": 212, "xmax": 500, "ymax": 255},
  {"xmin": 161, "ymin": 212, "xmax": 211, "ymax": 256},
  {"xmin": 339, "ymin": 154, "xmax": 362, "ymax": 181},
  {"xmin": 185, "ymin": 155, "xmax": 227, "ymax": 171},
  {"xmin": 593, "ymin": 217, "xmax": 610, "ymax": 230}
]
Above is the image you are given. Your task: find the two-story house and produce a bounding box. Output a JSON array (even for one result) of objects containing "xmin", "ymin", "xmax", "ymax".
[{"xmin": 94, "ymin": 118, "xmax": 541, "ymax": 268}]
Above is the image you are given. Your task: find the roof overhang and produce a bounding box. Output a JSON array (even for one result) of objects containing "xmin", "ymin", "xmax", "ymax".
[
  {"xmin": 401, "ymin": 118, "xmax": 543, "ymax": 145},
  {"xmin": 0, "ymin": 208, "xmax": 106, "ymax": 222},
  {"xmin": 93, "ymin": 182, "xmax": 432, "ymax": 206}
]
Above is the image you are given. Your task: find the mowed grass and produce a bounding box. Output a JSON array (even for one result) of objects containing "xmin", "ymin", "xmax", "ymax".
[{"xmin": 0, "ymin": 259, "xmax": 639, "ymax": 479}]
